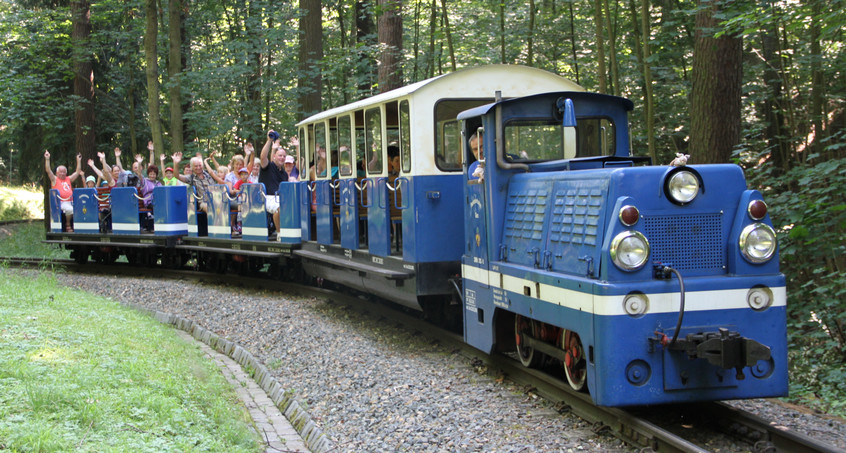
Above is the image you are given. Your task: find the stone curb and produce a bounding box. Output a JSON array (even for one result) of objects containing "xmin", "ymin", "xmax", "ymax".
[{"xmin": 122, "ymin": 302, "xmax": 333, "ymax": 453}]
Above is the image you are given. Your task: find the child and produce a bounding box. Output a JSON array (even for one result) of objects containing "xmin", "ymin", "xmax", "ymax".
[
  {"xmin": 231, "ymin": 167, "xmax": 250, "ymax": 236},
  {"xmin": 162, "ymin": 166, "xmax": 181, "ymax": 186}
]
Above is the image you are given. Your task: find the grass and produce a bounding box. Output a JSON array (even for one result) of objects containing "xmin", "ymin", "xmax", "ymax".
[
  {"xmin": 0, "ymin": 221, "xmax": 71, "ymax": 260},
  {"xmin": 0, "ymin": 183, "xmax": 45, "ymax": 221},
  {"xmin": 0, "ymin": 269, "xmax": 262, "ymax": 452}
]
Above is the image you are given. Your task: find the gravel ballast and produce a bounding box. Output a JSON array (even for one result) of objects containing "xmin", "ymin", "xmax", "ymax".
[{"xmin": 58, "ymin": 272, "xmax": 846, "ymax": 452}]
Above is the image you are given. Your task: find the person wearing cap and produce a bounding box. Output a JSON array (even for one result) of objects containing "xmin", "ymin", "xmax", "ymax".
[
  {"xmin": 159, "ymin": 153, "xmax": 183, "ymax": 186},
  {"xmin": 283, "ymin": 155, "xmax": 299, "ymax": 182},
  {"xmin": 162, "ymin": 166, "xmax": 181, "ymax": 186},
  {"xmin": 233, "ymin": 166, "xmax": 250, "ymax": 191},
  {"xmin": 85, "ymin": 175, "xmax": 97, "ymax": 188}
]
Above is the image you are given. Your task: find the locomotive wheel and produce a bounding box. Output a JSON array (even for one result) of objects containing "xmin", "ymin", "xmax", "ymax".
[
  {"xmin": 515, "ymin": 314, "xmax": 541, "ymax": 368},
  {"xmin": 560, "ymin": 329, "xmax": 587, "ymax": 391}
]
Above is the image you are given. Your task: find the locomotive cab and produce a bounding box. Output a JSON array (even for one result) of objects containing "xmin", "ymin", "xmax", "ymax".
[{"xmin": 459, "ymin": 91, "xmax": 787, "ymax": 406}]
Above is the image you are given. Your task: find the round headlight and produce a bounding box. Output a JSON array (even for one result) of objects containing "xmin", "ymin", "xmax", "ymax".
[
  {"xmin": 610, "ymin": 231, "xmax": 650, "ymax": 271},
  {"xmin": 739, "ymin": 223, "xmax": 777, "ymax": 263},
  {"xmin": 667, "ymin": 171, "xmax": 699, "ymax": 204}
]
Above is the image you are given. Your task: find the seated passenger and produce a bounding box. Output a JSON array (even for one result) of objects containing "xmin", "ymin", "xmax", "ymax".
[
  {"xmin": 44, "ymin": 150, "xmax": 81, "ymax": 232},
  {"xmin": 284, "ymin": 155, "xmax": 299, "ymax": 182},
  {"xmin": 388, "ymin": 144, "xmax": 400, "ymax": 177}
]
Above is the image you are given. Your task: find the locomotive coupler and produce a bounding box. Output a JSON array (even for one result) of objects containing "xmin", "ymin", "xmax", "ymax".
[{"xmin": 650, "ymin": 328, "xmax": 771, "ymax": 380}]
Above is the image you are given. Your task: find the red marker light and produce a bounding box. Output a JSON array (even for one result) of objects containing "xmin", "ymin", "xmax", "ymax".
[
  {"xmin": 620, "ymin": 205, "xmax": 640, "ymax": 226},
  {"xmin": 748, "ymin": 200, "xmax": 767, "ymax": 220}
]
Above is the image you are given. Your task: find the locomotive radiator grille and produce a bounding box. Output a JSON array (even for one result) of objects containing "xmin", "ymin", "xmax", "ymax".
[
  {"xmin": 643, "ymin": 213, "xmax": 725, "ymax": 272},
  {"xmin": 548, "ymin": 188, "xmax": 603, "ymax": 246},
  {"xmin": 504, "ymin": 189, "xmax": 548, "ymax": 241}
]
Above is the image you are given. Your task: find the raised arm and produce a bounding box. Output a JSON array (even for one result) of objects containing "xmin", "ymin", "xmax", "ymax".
[
  {"xmin": 172, "ymin": 152, "xmax": 190, "ymax": 183},
  {"xmin": 147, "ymin": 141, "xmax": 155, "ymax": 167},
  {"xmin": 68, "ymin": 153, "xmax": 82, "ymax": 182},
  {"xmin": 244, "ymin": 142, "xmax": 254, "ymax": 171},
  {"xmin": 204, "ymin": 158, "xmax": 226, "ymax": 185},
  {"xmin": 99, "ymin": 152, "xmax": 115, "ymax": 186},
  {"xmin": 113, "ymin": 147, "xmax": 124, "ymax": 171},
  {"xmin": 43, "ymin": 151, "xmax": 56, "ymax": 185},
  {"xmin": 87, "ymin": 158, "xmax": 105, "ymax": 180},
  {"xmin": 134, "ymin": 154, "xmax": 144, "ymax": 178},
  {"xmin": 209, "ymin": 150, "xmax": 221, "ymax": 170},
  {"xmin": 260, "ymin": 131, "xmax": 274, "ymax": 168}
]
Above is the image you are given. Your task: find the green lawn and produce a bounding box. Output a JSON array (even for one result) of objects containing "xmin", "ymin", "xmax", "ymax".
[
  {"xmin": 0, "ymin": 269, "xmax": 262, "ymax": 452},
  {"xmin": 0, "ymin": 184, "xmax": 45, "ymax": 221}
]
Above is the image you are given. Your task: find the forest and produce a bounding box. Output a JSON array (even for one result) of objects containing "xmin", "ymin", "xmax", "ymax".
[{"xmin": 0, "ymin": 0, "xmax": 843, "ymax": 413}]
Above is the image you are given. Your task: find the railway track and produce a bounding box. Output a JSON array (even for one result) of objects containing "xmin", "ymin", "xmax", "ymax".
[{"xmin": 3, "ymin": 255, "xmax": 842, "ymax": 453}]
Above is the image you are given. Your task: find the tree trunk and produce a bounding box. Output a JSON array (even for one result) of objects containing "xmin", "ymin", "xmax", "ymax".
[
  {"xmin": 759, "ymin": 19, "xmax": 789, "ymax": 173},
  {"xmin": 168, "ymin": 0, "xmax": 184, "ymax": 160},
  {"xmin": 603, "ymin": 0, "xmax": 620, "ymax": 96},
  {"xmin": 427, "ymin": 0, "xmax": 436, "ymax": 77},
  {"xmin": 641, "ymin": 0, "xmax": 655, "ymax": 161},
  {"xmin": 244, "ymin": 0, "xmax": 263, "ymax": 142},
  {"xmin": 527, "ymin": 0, "xmax": 536, "ymax": 66},
  {"xmin": 298, "ymin": 0, "xmax": 323, "ymax": 119},
  {"xmin": 499, "ymin": 1, "xmax": 506, "ymax": 63},
  {"xmin": 808, "ymin": 0, "xmax": 824, "ymax": 160},
  {"xmin": 144, "ymin": 0, "xmax": 165, "ymax": 160},
  {"xmin": 439, "ymin": 0, "xmax": 456, "ymax": 71},
  {"xmin": 71, "ymin": 0, "xmax": 96, "ymax": 164},
  {"xmin": 568, "ymin": 1, "xmax": 579, "ymax": 84},
  {"xmin": 355, "ymin": 0, "xmax": 376, "ymax": 95},
  {"xmin": 690, "ymin": 0, "xmax": 742, "ymax": 164},
  {"xmin": 377, "ymin": 0, "xmax": 403, "ymax": 92},
  {"xmin": 593, "ymin": 0, "xmax": 607, "ymax": 93}
]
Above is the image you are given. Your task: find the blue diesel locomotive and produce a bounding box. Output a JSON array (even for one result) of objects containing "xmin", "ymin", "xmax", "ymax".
[{"xmin": 46, "ymin": 65, "xmax": 787, "ymax": 407}]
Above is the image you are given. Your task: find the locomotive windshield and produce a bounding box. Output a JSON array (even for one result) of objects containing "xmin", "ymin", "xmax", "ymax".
[{"xmin": 504, "ymin": 117, "xmax": 616, "ymax": 162}]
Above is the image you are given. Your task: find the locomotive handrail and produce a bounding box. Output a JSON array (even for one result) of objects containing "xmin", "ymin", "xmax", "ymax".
[
  {"xmin": 93, "ymin": 193, "xmax": 110, "ymax": 202},
  {"xmin": 57, "ymin": 194, "xmax": 72, "ymax": 202},
  {"xmin": 133, "ymin": 193, "xmax": 150, "ymax": 202}
]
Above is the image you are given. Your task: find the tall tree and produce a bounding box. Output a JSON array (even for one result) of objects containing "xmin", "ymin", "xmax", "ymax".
[
  {"xmin": 640, "ymin": 0, "xmax": 656, "ymax": 161},
  {"xmin": 144, "ymin": 0, "xmax": 165, "ymax": 159},
  {"xmin": 527, "ymin": 0, "xmax": 536, "ymax": 66},
  {"xmin": 71, "ymin": 0, "xmax": 96, "ymax": 164},
  {"xmin": 758, "ymin": 12, "xmax": 790, "ymax": 173},
  {"xmin": 593, "ymin": 0, "xmax": 607, "ymax": 93},
  {"xmin": 168, "ymin": 0, "xmax": 184, "ymax": 159},
  {"xmin": 298, "ymin": 0, "xmax": 323, "ymax": 119},
  {"xmin": 377, "ymin": 0, "xmax": 403, "ymax": 92},
  {"xmin": 690, "ymin": 0, "xmax": 742, "ymax": 163},
  {"xmin": 439, "ymin": 0, "xmax": 456, "ymax": 71},
  {"xmin": 356, "ymin": 0, "xmax": 377, "ymax": 94},
  {"xmin": 603, "ymin": 0, "xmax": 620, "ymax": 96}
]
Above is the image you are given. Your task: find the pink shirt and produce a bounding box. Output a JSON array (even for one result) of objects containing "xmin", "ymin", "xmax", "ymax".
[{"xmin": 52, "ymin": 176, "xmax": 73, "ymax": 200}]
